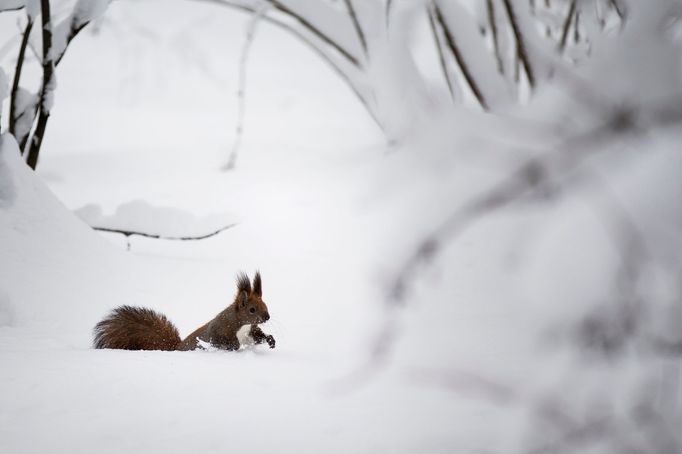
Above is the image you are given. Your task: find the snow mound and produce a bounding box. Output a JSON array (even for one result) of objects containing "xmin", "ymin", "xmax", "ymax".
[{"xmin": 0, "ymin": 134, "xmax": 129, "ymax": 334}]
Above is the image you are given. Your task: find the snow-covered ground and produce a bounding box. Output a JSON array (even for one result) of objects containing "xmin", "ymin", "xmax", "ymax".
[
  {"xmin": 0, "ymin": 2, "xmax": 496, "ymax": 452},
  {"xmin": 2, "ymin": 1, "xmax": 681, "ymax": 453}
]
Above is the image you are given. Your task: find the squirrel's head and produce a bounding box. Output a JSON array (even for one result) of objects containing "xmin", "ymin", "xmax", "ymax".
[{"xmin": 234, "ymin": 271, "xmax": 270, "ymax": 324}]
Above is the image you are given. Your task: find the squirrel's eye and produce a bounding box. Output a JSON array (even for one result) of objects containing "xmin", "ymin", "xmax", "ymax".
[{"xmin": 249, "ymin": 307, "xmax": 256, "ymax": 314}]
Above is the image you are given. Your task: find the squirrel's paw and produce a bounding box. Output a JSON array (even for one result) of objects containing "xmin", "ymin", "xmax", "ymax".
[{"xmin": 266, "ymin": 335, "xmax": 276, "ymax": 349}]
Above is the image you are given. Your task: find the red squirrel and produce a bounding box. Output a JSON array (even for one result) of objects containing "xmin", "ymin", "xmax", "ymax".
[{"xmin": 93, "ymin": 271, "xmax": 275, "ymax": 351}]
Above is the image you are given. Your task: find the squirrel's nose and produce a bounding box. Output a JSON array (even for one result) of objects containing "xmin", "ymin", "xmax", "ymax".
[{"xmin": 262, "ymin": 312, "xmax": 270, "ymax": 322}]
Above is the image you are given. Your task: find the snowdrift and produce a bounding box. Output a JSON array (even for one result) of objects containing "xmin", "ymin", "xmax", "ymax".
[{"xmin": 0, "ymin": 134, "xmax": 131, "ymax": 339}]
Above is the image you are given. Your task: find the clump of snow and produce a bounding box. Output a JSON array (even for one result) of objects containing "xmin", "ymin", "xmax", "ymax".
[
  {"xmin": 50, "ymin": 0, "xmax": 111, "ymax": 63},
  {"xmin": 10, "ymin": 88, "xmax": 38, "ymax": 143},
  {"xmin": 72, "ymin": 0, "xmax": 110, "ymax": 23},
  {"xmin": 42, "ymin": 72, "xmax": 56, "ymax": 112},
  {"xmin": 50, "ymin": 19, "xmax": 71, "ymax": 63}
]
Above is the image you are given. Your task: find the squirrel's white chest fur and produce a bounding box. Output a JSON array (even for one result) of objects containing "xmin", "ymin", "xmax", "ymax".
[{"xmin": 236, "ymin": 324, "xmax": 255, "ymax": 347}]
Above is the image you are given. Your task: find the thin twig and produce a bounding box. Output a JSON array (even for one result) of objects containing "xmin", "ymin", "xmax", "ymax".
[
  {"xmin": 501, "ymin": 0, "xmax": 536, "ymax": 88},
  {"xmin": 486, "ymin": 0, "xmax": 504, "ymax": 75},
  {"xmin": 433, "ymin": 3, "xmax": 489, "ymax": 110},
  {"xmin": 9, "ymin": 18, "xmax": 33, "ymax": 142},
  {"xmin": 266, "ymin": 0, "xmax": 360, "ymax": 67},
  {"xmin": 343, "ymin": 0, "xmax": 367, "ymax": 58},
  {"xmin": 427, "ymin": 5, "xmax": 455, "ymax": 101},
  {"xmin": 54, "ymin": 20, "xmax": 90, "ymax": 66},
  {"xmin": 223, "ymin": 5, "xmax": 266, "ymax": 171}
]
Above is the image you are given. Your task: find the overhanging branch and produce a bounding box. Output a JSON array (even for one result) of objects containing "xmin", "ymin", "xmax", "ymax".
[{"xmin": 188, "ymin": 0, "xmax": 384, "ymax": 132}]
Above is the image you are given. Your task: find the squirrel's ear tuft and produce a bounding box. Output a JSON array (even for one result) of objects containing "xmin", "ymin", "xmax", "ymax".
[
  {"xmin": 236, "ymin": 272, "xmax": 251, "ymax": 295},
  {"xmin": 253, "ymin": 271, "xmax": 262, "ymax": 296},
  {"xmin": 237, "ymin": 290, "xmax": 248, "ymax": 309}
]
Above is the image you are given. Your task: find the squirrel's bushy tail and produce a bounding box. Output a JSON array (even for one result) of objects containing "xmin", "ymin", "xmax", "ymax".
[{"xmin": 93, "ymin": 305, "xmax": 181, "ymax": 351}]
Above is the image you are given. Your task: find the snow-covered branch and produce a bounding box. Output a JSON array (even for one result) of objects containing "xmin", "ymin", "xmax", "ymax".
[
  {"xmin": 92, "ymin": 223, "xmax": 237, "ymax": 241},
  {"xmin": 25, "ymin": 0, "xmax": 55, "ymax": 170},
  {"xmin": 0, "ymin": 0, "xmax": 111, "ymax": 168}
]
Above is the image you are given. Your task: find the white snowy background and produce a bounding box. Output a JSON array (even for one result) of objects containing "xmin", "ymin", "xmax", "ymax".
[{"xmin": 1, "ymin": 0, "xmax": 681, "ymax": 453}]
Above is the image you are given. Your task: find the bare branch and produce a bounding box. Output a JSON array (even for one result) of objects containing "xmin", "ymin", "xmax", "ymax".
[
  {"xmin": 189, "ymin": 0, "xmax": 360, "ymax": 67},
  {"xmin": 266, "ymin": 0, "xmax": 360, "ymax": 67},
  {"xmin": 343, "ymin": 0, "xmax": 367, "ymax": 57},
  {"xmin": 433, "ymin": 3, "xmax": 489, "ymax": 111},
  {"xmin": 223, "ymin": 6, "xmax": 266, "ymax": 171}
]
